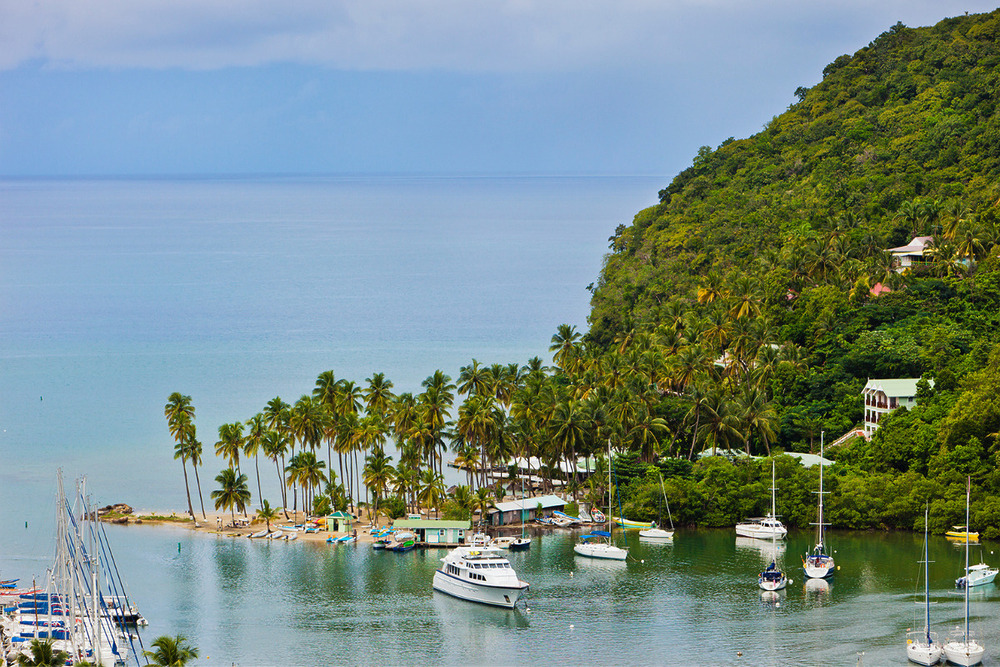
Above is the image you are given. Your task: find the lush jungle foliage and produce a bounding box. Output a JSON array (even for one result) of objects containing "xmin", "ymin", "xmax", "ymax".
[{"xmin": 167, "ymin": 11, "xmax": 1000, "ymax": 538}]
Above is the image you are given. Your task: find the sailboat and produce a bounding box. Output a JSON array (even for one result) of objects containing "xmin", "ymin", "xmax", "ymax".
[
  {"xmin": 906, "ymin": 504, "xmax": 942, "ymax": 666},
  {"xmin": 574, "ymin": 440, "xmax": 628, "ymax": 561},
  {"xmin": 758, "ymin": 461, "xmax": 788, "ymax": 591},
  {"xmin": 639, "ymin": 472, "xmax": 675, "ymax": 540},
  {"xmin": 942, "ymin": 477, "xmax": 985, "ymax": 666},
  {"xmin": 510, "ymin": 476, "xmax": 531, "ymax": 551},
  {"xmin": 804, "ymin": 432, "xmax": 835, "ymax": 579}
]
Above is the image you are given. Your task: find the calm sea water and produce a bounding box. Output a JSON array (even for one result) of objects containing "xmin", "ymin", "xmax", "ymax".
[
  {"xmin": 3, "ymin": 177, "xmax": 1000, "ymax": 664},
  {"xmin": 0, "ymin": 175, "xmax": 659, "ymax": 518}
]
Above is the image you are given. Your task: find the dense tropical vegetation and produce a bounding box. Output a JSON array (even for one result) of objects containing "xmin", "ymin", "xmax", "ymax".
[{"xmin": 169, "ymin": 10, "xmax": 1000, "ymax": 538}]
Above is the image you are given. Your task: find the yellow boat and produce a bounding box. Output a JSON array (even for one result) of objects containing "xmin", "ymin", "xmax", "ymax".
[
  {"xmin": 945, "ymin": 525, "xmax": 980, "ymax": 541},
  {"xmin": 612, "ymin": 516, "xmax": 654, "ymax": 529}
]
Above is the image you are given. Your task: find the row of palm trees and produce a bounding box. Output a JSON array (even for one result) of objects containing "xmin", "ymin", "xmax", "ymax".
[{"xmin": 168, "ymin": 289, "xmax": 800, "ymax": 521}]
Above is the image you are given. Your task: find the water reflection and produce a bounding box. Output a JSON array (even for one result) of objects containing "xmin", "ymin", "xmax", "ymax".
[
  {"xmin": 804, "ymin": 577, "xmax": 831, "ymax": 600},
  {"xmin": 735, "ymin": 535, "xmax": 786, "ymax": 562}
]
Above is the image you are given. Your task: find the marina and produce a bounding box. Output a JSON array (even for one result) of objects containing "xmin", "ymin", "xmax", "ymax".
[{"xmin": 7, "ymin": 522, "xmax": 1000, "ymax": 664}]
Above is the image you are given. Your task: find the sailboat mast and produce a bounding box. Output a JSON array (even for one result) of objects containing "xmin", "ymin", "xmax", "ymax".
[
  {"xmin": 818, "ymin": 432, "xmax": 824, "ymax": 546},
  {"xmin": 964, "ymin": 476, "xmax": 971, "ymax": 643},
  {"xmin": 924, "ymin": 504, "xmax": 931, "ymax": 646},
  {"xmin": 608, "ymin": 439, "xmax": 613, "ymax": 544}
]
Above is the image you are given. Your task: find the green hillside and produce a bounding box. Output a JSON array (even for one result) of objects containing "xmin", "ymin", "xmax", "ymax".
[{"xmin": 580, "ymin": 10, "xmax": 1000, "ymax": 534}]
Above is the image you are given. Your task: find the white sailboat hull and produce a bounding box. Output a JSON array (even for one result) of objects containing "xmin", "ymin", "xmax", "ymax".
[
  {"xmin": 758, "ymin": 574, "xmax": 787, "ymax": 591},
  {"xmin": 804, "ymin": 555, "xmax": 835, "ymax": 579},
  {"xmin": 906, "ymin": 632, "xmax": 942, "ymax": 666},
  {"xmin": 735, "ymin": 519, "xmax": 787, "ymax": 540},
  {"xmin": 574, "ymin": 542, "xmax": 627, "ymax": 561},
  {"xmin": 942, "ymin": 639, "xmax": 984, "ymax": 666}
]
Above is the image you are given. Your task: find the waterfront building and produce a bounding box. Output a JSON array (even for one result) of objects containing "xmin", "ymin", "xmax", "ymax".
[{"xmin": 390, "ymin": 518, "xmax": 471, "ymax": 545}]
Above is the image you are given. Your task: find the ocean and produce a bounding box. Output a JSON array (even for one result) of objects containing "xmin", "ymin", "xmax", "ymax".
[
  {"xmin": 3, "ymin": 177, "xmax": 999, "ymax": 665},
  {"xmin": 0, "ymin": 174, "xmax": 659, "ymax": 529}
]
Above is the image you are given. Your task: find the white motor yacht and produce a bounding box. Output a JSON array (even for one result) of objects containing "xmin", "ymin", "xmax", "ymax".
[
  {"xmin": 735, "ymin": 515, "xmax": 787, "ymax": 540},
  {"xmin": 432, "ymin": 545, "xmax": 529, "ymax": 608}
]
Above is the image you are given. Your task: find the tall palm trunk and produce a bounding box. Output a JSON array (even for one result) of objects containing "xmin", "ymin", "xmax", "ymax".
[
  {"xmin": 253, "ymin": 454, "xmax": 263, "ymax": 511},
  {"xmin": 192, "ymin": 461, "xmax": 207, "ymax": 520},
  {"xmin": 274, "ymin": 456, "xmax": 289, "ymax": 519},
  {"xmin": 180, "ymin": 458, "xmax": 195, "ymax": 521}
]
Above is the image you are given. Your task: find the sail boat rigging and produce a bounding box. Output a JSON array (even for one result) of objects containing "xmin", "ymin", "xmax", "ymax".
[
  {"xmin": 640, "ymin": 472, "xmax": 675, "ymax": 540},
  {"xmin": 758, "ymin": 460, "xmax": 788, "ymax": 591},
  {"xmin": 906, "ymin": 503, "xmax": 942, "ymax": 666},
  {"xmin": 574, "ymin": 440, "xmax": 628, "ymax": 561},
  {"xmin": 942, "ymin": 477, "xmax": 985, "ymax": 666},
  {"xmin": 804, "ymin": 431, "xmax": 835, "ymax": 579},
  {"xmin": 510, "ymin": 475, "xmax": 531, "ymax": 551}
]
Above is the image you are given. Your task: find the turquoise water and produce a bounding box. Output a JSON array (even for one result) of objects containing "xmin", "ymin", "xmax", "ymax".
[
  {"xmin": 5, "ymin": 177, "xmax": 1000, "ymax": 665},
  {"xmin": 9, "ymin": 520, "xmax": 1000, "ymax": 665},
  {"xmin": 0, "ymin": 175, "xmax": 659, "ymax": 516}
]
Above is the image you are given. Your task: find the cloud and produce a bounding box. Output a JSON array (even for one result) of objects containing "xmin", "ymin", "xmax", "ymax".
[{"xmin": 1, "ymin": 0, "xmax": 994, "ymax": 73}]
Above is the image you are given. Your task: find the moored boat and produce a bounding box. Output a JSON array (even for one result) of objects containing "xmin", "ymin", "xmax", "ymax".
[
  {"xmin": 942, "ymin": 477, "xmax": 986, "ymax": 666},
  {"xmin": 432, "ymin": 545, "xmax": 529, "ymax": 608},
  {"xmin": 945, "ymin": 526, "xmax": 979, "ymax": 542},
  {"xmin": 956, "ymin": 562, "xmax": 998, "ymax": 588}
]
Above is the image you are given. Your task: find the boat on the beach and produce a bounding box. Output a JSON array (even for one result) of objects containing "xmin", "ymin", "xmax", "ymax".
[
  {"xmin": 284, "ymin": 532, "xmax": 298, "ymax": 541},
  {"xmin": 248, "ymin": 529, "xmax": 269, "ymax": 538},
  {"xmin": 267, "ymin": 531, "xmax": 283, "ymax": 539},
  {"xmin": 432, "ymin": 545, "xmax": 529, "ymax": 608}
]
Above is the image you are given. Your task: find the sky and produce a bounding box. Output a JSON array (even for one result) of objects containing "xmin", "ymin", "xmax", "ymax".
[{"xmin": 0, "ymin": 1, "xmax": 997, "ymax": 177}]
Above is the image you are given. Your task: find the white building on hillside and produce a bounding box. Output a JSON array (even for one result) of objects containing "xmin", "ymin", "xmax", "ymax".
[
  {"xmin": 862, "ymin": 377, "xmax": 930, "ymax": 436},
  {"xmin": 888, "ymin": 236, "xmax": 934, "ymax": 273}
]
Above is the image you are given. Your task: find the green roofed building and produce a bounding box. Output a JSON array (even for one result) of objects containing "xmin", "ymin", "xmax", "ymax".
[
  {"xmin": 390, "ymin": 518, "xmax": 471, "ymax": 545},
  {"xmin": 326, "ymin": 511, "xmax": 355, "ymax": 533}
]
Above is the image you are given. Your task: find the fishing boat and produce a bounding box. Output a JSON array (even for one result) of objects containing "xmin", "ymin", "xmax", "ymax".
[
  {"xmin": 945, "ymin": 526, "xmax": 979, "ymax": 542},
  {"xmin": 575, "ymin": 440, "xmax": 628, "ymax": 561},
  {"xmin": 803, "ymin": 433, "xmax": 835, "ymax": 579},
  {"xmin": 758, "ymin": 461, "xmax": 788, "ymax": 591},
  {"xmin": 942, "ymin": 477, "xmax": 985, "ymax": 666},
  {"xmin": 956, "ymin": 562, "xmax": 998, "ymax": 588},
  {"xmin": 736, "ymin": 462, "xmax": 787, "ymax": 541},
  {"xmin": 906, "ymin": 505, "xmax": 943, "ymax": 666},
  {"xmin": 432, "ymin": 545, "xmax": 529, "ymax": 608},
  {"xmin": 639, "ymin": 472, "xmax": 675, "ymax": 540}
]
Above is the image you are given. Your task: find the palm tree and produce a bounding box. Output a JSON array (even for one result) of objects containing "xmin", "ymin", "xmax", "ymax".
[
  {"xmin": 452, "ymin": 484, "xmax": 474, "ymax": 518},
  {"xmin": 214, "ymin": 422, "xmax": 245, "ymax": 474},
  {"xmin": 697, "ymin": 271, "xmax": 726, "ymax": 305},
  {"xmin": 211, "ymin": 468, "xmax": 251, "ymax": 525},
  {"xmin": 364, "ymin": 372, "xmax": 396, "ymax": 422},
  {"xmin": 261, "ymin": 429, "xmax": 290, "ymax": 517},
  {"xmin": 550, "ymin": 323, "xmax": 582, "ymax": 373},
  {"xmin": 737, "ymin": 386, "xmax": 779, "ymax": 456},
  {"xmin": 165, "ymin": 392, "xmax": 197, "ymax": 521},
  {"xmin": 17, "ymin": 639, "xmax": 69, "ymax": 666},
  {"xmin": 295, "ymin": 450, "xmax": 328, "ymax": 515},
  {"xmin": 417, "ymin": 468, "xmax": 446, "ymax": 518},
  {"xmin": 256, "ymin": 499, "xmax": 278, "ymax": 532},
  {"xmin": 187, "ymin": 435, "xmax": 208, "ymax": 520},
  {"xmin": 458, "ymin": 359, "xmax": 492, "ymax": 397},
  {"xmin": 243, "ymin": 413, "xmax": 267, "ymax": 510},
  {"xmin": 472, "ymin": 486, "xmax": 495, "ymax": 528},
  {"xmin": 143, "ymin": 635, "xmax": 199, "ymax": 667},
  {"xmin": 363, "ymin": 447, "xmax": 394, "ymax": 522}
]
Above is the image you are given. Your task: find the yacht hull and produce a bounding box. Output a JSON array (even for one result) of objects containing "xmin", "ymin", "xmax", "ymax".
[
  {"xmin": 574, "ymin": 542, "xmax": 627, "ymax": 560},
  {"xmin": 942, "ymin": 640, "xmax": 984, "ymax": 666},
  {"xmin": 431, "ymin": 570, "xmax": 527, "ymax": 608}
]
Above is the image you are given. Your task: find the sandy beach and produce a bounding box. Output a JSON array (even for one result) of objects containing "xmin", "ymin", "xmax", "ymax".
[{"xmin": 124, "ymin": 508, "xmax": 382, "ymax": 544}]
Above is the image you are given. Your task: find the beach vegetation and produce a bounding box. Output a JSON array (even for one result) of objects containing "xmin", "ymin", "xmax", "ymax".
[
  {"xmin": 143, "ymin": 634, "xmax": 199, "ymax": 667},
  {"xmin": 211, "ymin": 468, "xmax": 251, "ymax": 525},
  {"xmin": 17, "ymin": 638, "xmax": 69, "ymax": 666}
]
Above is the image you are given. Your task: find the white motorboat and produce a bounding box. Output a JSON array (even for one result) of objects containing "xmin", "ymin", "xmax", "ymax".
[
  {"xmin": 757, "ymin": 461, "xmax": 789, "ymax": 592},
  {"xmin": 492, "ymin": 536, "xmax": 515, "ymax": 549},
  {"xmin": 804, "ymin": 433, "xmax": 835, "ymax": 579},
  {"xmin": 906, "ymin": 505, "xmax": 943, "ymax": 666},
  {"xmin": 432, "ymin": 545, "xmax": 529, "ymax": 608},
  {"xmin": 956, "ymin": 562, "xmax": 998, "ymax": 588},
  {"xmin": 736, "ymin": 516, "xmax": 787, "ymax": 540},
  {"xmin": 468, "ymin": 532, "xmax": 492, "ymax": 548},
  {"xmin": 943, "ymin": 477, "xmax": 985, "ymax": 666},
  {"xmin": 575, "ymin": 439, "xmax": 628, "ymax": 562}
]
